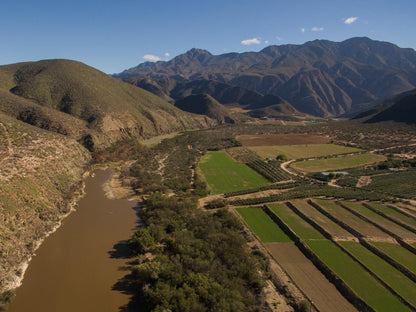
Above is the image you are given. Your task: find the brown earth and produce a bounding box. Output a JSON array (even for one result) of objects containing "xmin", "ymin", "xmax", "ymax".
[
  {"xmin": 356, "ymin": 176, "xmax": 372, "ymax": 187},
  {"xmin": 236, "ymin": 134, "xmax": 331, "ymax": 146},
  {"xmin": 265, "ymin": 242, "xmax": 357, "ymax": 312}
]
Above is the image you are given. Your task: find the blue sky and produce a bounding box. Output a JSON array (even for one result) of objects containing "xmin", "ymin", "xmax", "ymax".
[{"xmin": 1, "ymin": 0, "xmax": 415, "ymax": 74}]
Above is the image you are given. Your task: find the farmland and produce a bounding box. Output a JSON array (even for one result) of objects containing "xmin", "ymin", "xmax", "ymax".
[
  {"xmin": 265, "ymin": 242, "xmax": 358, "ymax": 312},
  {"xmin": 289, "ymin": 199, "xmax": 354, "ymax": 239},
  {"xmin": 292, "ymin": 153, "xmax": 385, "ymax": 172},
  {"xmin": 339, "ymin": 201, "xmax": 416, "ymax": 241},
  {"xmin": 363, "ymin": 170, "xmax": 416, "ymax": 198},
  {"xmin": 236, "ymin": 207, "xmax": 291, "ymax": 242},
  {"xmin": 236, "ymin": 133, "xmax": 332, "ymax": 146},
  {"xmin": 306, "ymin": 240, "xmax": 410, "ymax": 312},
  {"xmin": 339, "ymin": 241, "xmax": 416, "ymax": 308},
  {"xmin": 266, "ymin": 202, "xmax": 412, "ymax": 312},
  {"xmin": 371, "ymin": 242, "xmax": 416, "ymax": 274},
  {"xmin": 366, "ymin": 202, "xmax": 416, "ymax": 229},
  {"xmin": 248, "ymin": 143, "xmax": 362, "ymax": 160},
  {"xmin": 198, "ymin": 151, "xmax": 269, "ymax": 194},
  {"xmin": 192, "ymin": 126, "xmax": 416, "ymax": 312},
  {"xmin": 235, "ymin": 198, "xmax": 416, "ymax": 312},
  {"xmin": 312, "ymin": 199, "xmax": 391, "ymax": 239},
  {"xmin": 269, "ymin": 204, "xmax": 324, "ymax": 240},
  {"xmin": 238, "ymin": 206, "xmax": 357, "ymax": 312}
]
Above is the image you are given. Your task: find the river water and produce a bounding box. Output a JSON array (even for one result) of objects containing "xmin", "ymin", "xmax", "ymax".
[{"xmin": 7, "ymin": 169, "xmax": 139, "ymax": 312}]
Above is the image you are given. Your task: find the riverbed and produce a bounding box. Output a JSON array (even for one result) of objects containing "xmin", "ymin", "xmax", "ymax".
[{"xmin": 7, "ymin": 169, "xmax": 139, "ymax": 312}]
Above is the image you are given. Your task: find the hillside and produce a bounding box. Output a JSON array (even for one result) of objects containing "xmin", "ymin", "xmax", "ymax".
[
  {"xmin": 174, "ymin": 94, "xmax": 235, "ymax": 124},
  {"xmin": 0, "ymin": 59, "xmax": 215, "ymax": 150},
  {"xmin": 123, "ymin": 77, "xmax": 304, "ymax": 120},
  {"xmin": 354, "ymin": 88, "xmax": 416, "ymax": 124},
  {"xmin": 0, "ymin": 113, "xmax": 91, "ymax": 301},
  {"xmin": 116, "ymin": 37, "xmax": 416, "ymax": 117}
]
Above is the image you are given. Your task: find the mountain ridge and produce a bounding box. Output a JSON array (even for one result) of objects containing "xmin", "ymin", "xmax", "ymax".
[{"xmin": 115, "ymin": 37, "xmax": 416, "ymax": 117}]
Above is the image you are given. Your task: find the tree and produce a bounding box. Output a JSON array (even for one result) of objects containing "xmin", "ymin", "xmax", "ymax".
[
  {"xmin": 129, "ymin": 228, "xmax": 155, "ymax": 254},
  {"xmin": 276, "ymin": 154, "xmax": 289, "ymax": 162}
]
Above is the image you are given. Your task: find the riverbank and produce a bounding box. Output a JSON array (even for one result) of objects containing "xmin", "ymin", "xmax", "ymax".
[
  {"xmin": 0, "ymin": 169, "xmax": 90, "ymax": 311},
  {"xmin": 0, "ymin": 125, "xmax": 91, "ymax": 311},
  {"xmin": 6, "ymin": 168, "xmax": 139, "ymax": 312}
]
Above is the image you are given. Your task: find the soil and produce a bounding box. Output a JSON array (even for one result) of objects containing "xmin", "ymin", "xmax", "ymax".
[
  {"xmin": 356, "ymin": 176, "xmax": 372, "ymax": 187},
  {"xmin": 198, "ymin": 194, "xmax": 224, "ymax": 209},
  {"xmin": 265, "ymin": 242, "xmax": 357, "ymax": 312},
  {"xmin": 236, "ymin": 134, "xmax": 331, "ymax": 146}
]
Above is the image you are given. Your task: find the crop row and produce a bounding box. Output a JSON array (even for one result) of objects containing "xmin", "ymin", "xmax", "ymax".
[
  {"xmin": 223, "ymin": 181, "xmax": 301, "ymax": 198},
  {"xmin": 228, "ymin": 184, "xmax": 391, "ymax": 206},
  {"xmin": 263, "ymin": 204, "xmax": 411, "ymax": 312},
  {"xmin": 247, "ymin": 159, "xmax": 292, "ymax": 182}
]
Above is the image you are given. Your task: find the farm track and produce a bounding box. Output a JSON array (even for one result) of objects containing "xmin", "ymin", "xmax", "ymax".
[{"xmin": 265, "ymin": 242, "xmax": 357, "ymax": 312}]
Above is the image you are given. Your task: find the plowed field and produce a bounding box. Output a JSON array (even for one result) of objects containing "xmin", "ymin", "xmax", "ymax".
[{"xmin": 265, "ymin": 242, "xmax": 357, "ymax": 312}]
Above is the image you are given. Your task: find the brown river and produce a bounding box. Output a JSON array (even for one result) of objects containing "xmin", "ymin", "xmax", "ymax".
[{"xmin": 7, "ymin": 169, "xmax": 139, "ymax": 312}]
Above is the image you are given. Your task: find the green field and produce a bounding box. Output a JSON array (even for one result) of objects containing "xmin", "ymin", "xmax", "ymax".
[
  {"xmin": 292, "ymin": 153, "xmax": 385, "ymax": 172},
  {"xmin": 290, "ymin": 199, "xmax": 353, "ymax": 238},
  {"xmin": 307, "ymin": 240, "xmax": 411, "ymax": 312},
  {"xmin": 366, "ymin": 202, "xmax": 416, "ymax": 229},
  {"xmin": 313, "ymin": 199, "xmax": 390, "ymax": 238},
  {"xmin": 339, "ymin": 241, "xmax": 416, "ymax": 307},
  {"xmin": 198, "ymin": 151, "xmax": 269, "ymax": 194},
  {"xmin": 363, "ymin": 170, "xmax": 416, "ymax": 198},
  {"xmin": 269, "ymin": 204, "xmax": 325, "ymax": 240},
  {"xmin": 340, "ymin": 201, "xmax": 416, "ymax": 241},
  {"xmin": 371, "ymin": 242, "xmax": 416, "ymax": 275},
  {"xmin": 249, "ymin": 143, "xmax": 363, "ymax": 160},
  {"xmin": 236, "ymin": 207, "xmax": 292, "ymax": 242}
]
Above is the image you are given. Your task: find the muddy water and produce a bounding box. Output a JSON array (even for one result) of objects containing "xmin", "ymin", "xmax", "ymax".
[{"xmin": 7, "ymin": 169, "xmax": 139, "ymax": 312}]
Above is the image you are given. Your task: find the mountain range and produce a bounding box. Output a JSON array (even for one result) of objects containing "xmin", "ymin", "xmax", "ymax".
[{"xmin": 115, "ymin": 37, "xmax": 416, "ymax": 118}]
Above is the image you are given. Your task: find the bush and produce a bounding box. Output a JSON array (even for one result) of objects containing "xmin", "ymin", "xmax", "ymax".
[
  {"xmin": 205, "ymin": 198, "xmax": 227, "ymax": 209},
  {"xmin": 129, "ymin": 228, "xmax": 155, "ymax": 255}
]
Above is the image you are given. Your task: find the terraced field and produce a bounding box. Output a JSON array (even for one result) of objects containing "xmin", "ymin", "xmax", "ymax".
[
  {"xmin": 306, "ymin": 240, "xmax": 410, "ymax": 312},
  {"xmin": 267, "ymin": 203, "xmax": 411, "ymax": 312},
  {"xmin": 339, "ymin": 201, "xmax": 416, "ymax": 242},
  {"xmin": 237, "ymin": 206, "xmax": 357, "ymax": 312},
  {"xmin": 289, "ymin": 199, "xmax": 353, "ymax": 240},
  {"xmin": 265, "ymin": 242, "xmax": 357, "ymax": 312},
  {"xmin": 312, "ymin": 199, "xmax": 392, "ymax": 240},
  {"xmin": 269, "ymin": 204, "xmax": 324, "ymax": 240},
  {"xmin": 236, "ymin": 207, "xmax": 290, "ymax": 242},
  {"xmin": 371, "ymin": 242, "xmax": 416, "ymax": 275},
  {"xmin": 339, "ymin": 241, "xmax": 416, "ymax": 309},
  {"xmin": 236, "ymin": 199, "xmax": 416, "ymax": 312},
  {"xmin": 366, "ymin": 202, "xmax": 416, "ymax": 229}
]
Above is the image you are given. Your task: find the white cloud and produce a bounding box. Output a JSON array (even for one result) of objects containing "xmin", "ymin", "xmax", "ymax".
[
  {"xmin": 276, "ymin": 36, "xmax": 283, "ymax": 41},
  {"xmin": 143, "ymin": 54, "xmax": 161, "ymax": 62},
  {"xmin": 164, "ymin": 52, "xmax": 170, "ymax": 58},
  {"xmin": 241, "ymin": 38, "xmax": 261, "ymax": 45},
  {"xmin": 311, "ymin": 26, "xmax": 324, "ymax": 32},
  {"xmin": 301, "ymin": 28, "xmax": 306, "ymax": 33},
  {"xmin": 265, "ymin": 40, "xmax": 269, "ymax": 44},
  {"xmin": 344, "ymin": 17, "xmax": 358, "ymax": 24}
]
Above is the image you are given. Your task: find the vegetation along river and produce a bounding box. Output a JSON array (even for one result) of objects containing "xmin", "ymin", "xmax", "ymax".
[{"xmin": 7, "ymin": 169, "xmax": 139, "ymax": 312}]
